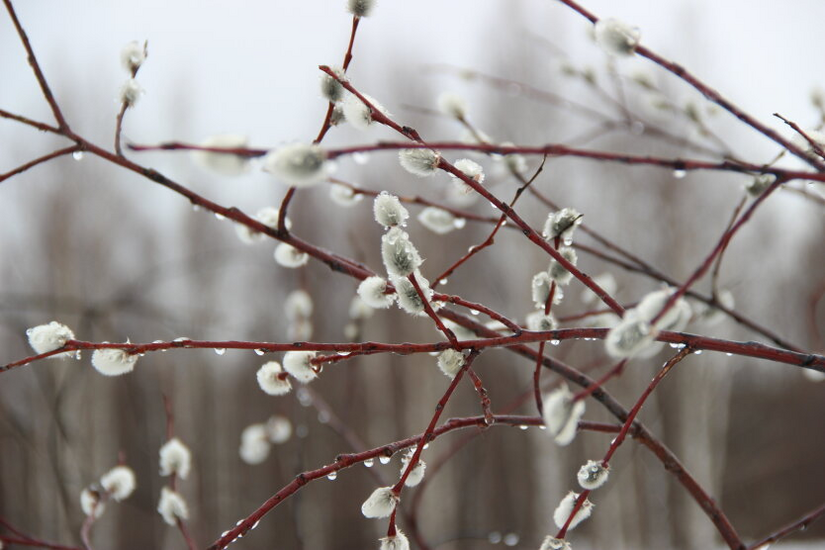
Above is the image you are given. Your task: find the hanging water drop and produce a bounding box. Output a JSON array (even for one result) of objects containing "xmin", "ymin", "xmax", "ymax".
[
  {"xmin": 673, "ymin": 169, "xmax": 687, "ymax": 179},
  {"xmin": 214, "ymin": 348, "xmax": 226, "ymax": 355},
  {"xmin": 379, "ymin": 455, "xmax": 391, "ymax": 465},
  {"xmin": 519, "ymin": 425, "xmax": 528, "ymax": 431},
  {"xmin": 550, "ymin": 339, "xmax": 560, "ymax": 346},
  {"xmin": 254, "ymin": 349, "xmax": 264, "ymax": 356},
  {"xmin": 364, "ymin": 458, "xmax": 374, "ymax": 468},
  {"xmin": 353, "ymin": 152, "xmax": 370, "ymax": 165},
  {"xmin": 72, "ymin": 151, "xmax": 84, "ymax": 161},
  {"xmin": 470, "ymin": 309, "xmax": 480, "ymax": 316},
  {"xmin": 214, "ymin": 212, "xmax": 226, "ymax": 220},
  {"xmin": 488, "ymin": 531, "xmax": 503, "ymax": 544},
  {"xmin": 503, "ymin": 533, "xmax": 519, "ymax": 547},
  {"xmin": 326, "ymin": 471, "xmax": 338, "ymax": 481},
  {"xmin": 694, "ymin": 350, "xmax": 703, "ymax": 355}
]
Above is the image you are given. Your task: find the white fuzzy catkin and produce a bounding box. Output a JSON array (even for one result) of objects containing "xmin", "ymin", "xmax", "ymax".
[
  {"xmin": 274, "ymin": 243, "xmax": 309, "ymax": 268},
  {"xmin": 539, "ymin": 537, "xmax": 571, "ymax": 550},
  {"xmin": 543, "ymin": 384, "xmax": 586, "ymax": 446},
  {"xmin": 526, "ymin": 311, "xmax": 558, "ymax": 332},
  {"xmin": 380, "ymin": 530, "xmax": 410, "ymax": 550},
  {"xmin": 357, "ymin": 276, "xmax": 395, "ymax": 309},
  {"xmin": 256, "ymin": 361, "xmax": 292, "ymax": 396},
  {"xmin": 80, "ymin": 487, "xmax": 106, "ymax": 519},
  {"xmin": 159, "ymin": 438, "xmax": 192, "ymax": 479},
  {"xmin": 604, "ymin": 314, "xmax": 656, "ymax": 359},
  {"xmin": 239, "ymin": 423, "xmax": 270, "ymax": 465},
  {"xmin": 263, "ymin": 143, "xmax": 329, "ymax": 187},
  {"xmin": 266, "ymin": 415, "xmax": 293, "ymax": 444},
  {"xmin": 347, "ymin": 0, "xmax": 376, "ymax": 17},
  {"xmin": 543, "ymin": 208, "xmax": 582, "ymax": 242},
  {"xmin": 158, "ymin": 486, "xmax": 189, "ymax": 526},
  {"xmin": 399, "ymin": 148, "xmax": 440, "ymax": 177},
  {"xmin": 235, "ymin": 206, "xmax": 291, "ymax": 244},
  {"xmin": 100, "ymin": 466, "xmax": 136, "ymax": 501},
  {"xmin": 282, "ymin": 351, "xmax": 318, "ymax": 383},
  {"xmin": 373, "ymin": 192, "xmax": 409, "ymax": 228},
  {"xmin": 320, "ymin": 66, "xmax": 346, "ymax": 103},
  {"xmin": 120, "ymin": 41, "xmax": 146, "ymax": 72},
  {"xmin": 193, "ymin": 134, "xmax": 250, "ymax": 177},
  {"xmin": 548, "ymin": 247, "xmax": 578, "ymax": 286},
  {"xmin": 381, "ymin": 228, "xmax": 422, "ymax": 277},
  {"xmin": 400, "ymin": 451, "xmax": 426, "ymax": 487},
  {"xmin": 553, "ymin": 491, "xmax": 593, "ymax": 530},
  {"xmin": 577, "ymin": 460, "xmax": 610, "ymax": 490},
  {"xmin": 284, "ymin": 290, "xmax": 313, "ymax": 321},
  {"xmin": 119, "ymin": 78, "xmax": 143, "ymax": 106},
  {"xmin": 329, "ymin": 183, "xmax": 363, "ymax": 206},
  {"xmin": 26, "ymin": 321, "xmax": 75, "ymax": 357},
  {"xmin": 92, "ymin": 347, "xmax": 138, "ymax": 376},
  {"xmin": 393, "ymin": 273, "xmax": 437, "ymax": 316},
  {"xmin": 361, "ymin": 486, "xmax": 399, "ymax": 518},
  {"xmin": 594, "ymin": 18, "xmax": 640, "ymax": 56},
  {"xmin": 437, "ymin": 92, "xmax": 468, "ymax": 119},
  {"xmin": 342, "ymin": 92, "xmax": 388, "ymax": 130},
  {"xmin": 418, "ymin": 207, "xmax": 464, "ymax": 234},
  {"xmin": 437, "ymin": 349, "xmax": 465, "ymax": 379},
  {"xmin": 531, "ymin": 272, "xmax": 562, "ymax": 308},
  {"xmin": 452, "ymin": 158, "xmax": 484, "ymax": 184}
]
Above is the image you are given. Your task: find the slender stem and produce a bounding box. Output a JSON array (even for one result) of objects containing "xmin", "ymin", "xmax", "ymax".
[{"xmin": 0, "ymin": 145, "xmax": 81, "ymax": 183}]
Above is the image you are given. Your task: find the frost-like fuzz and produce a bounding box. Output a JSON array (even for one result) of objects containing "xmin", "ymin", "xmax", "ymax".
[
  {"xmin": 119, "ymin": 78, "xmax": 143, "ymax": 106},
  {"xmin": 393, "ymin": 273, "xmax": 437, "ymax": 316},
  {"xmin": 543, "ymin": 208, "xmax": 582, "ymax": 243},
  {"xmin": 80, "ymin": 487, "xmax": 106, "ymax": 519},
  {"xmin": 548, "ymin": 247, "xmax": 578, "ymax": 286},
  {"xmin": 542, "ymin": 384, "xmax": 586, "ymax": 446},
  {"xmin": 91, "ymin": 347, "xmax": 138, "ymax": 376},
  {"xmin": 235, "ymin": 206, "xmax": 291, "ymax": 244},
  {"xmin": 577, "ymin": 460, "xmax": 610, "ymax": 490},
  {"xmin": 267, "ymin": 415, "xmax": 293, "ymax": 444},
  {"xmin": 418, "ymin": 207, "xmax": 464, "ymax": 235},
  {"xmin": 158, "ymin": 486, "xmax": 189, "ymax": 526},
  {"xmin": 581, "ymin": 272, "xmax": 617, "ymax": 305},
  {"xmin": 283, "ymin": 351, "xmax": 318, "ymax": 383},
  {"xmin": 745, "ymin": 174, "xmax": 775, "ymax": 197},
  {"xmin": 437, "ymin": 349, "xmax": 465, "ymax": 379},
  {"xmin": 263, "ymin": 143, "xmax": 330, "ymax": 188},
  {"xmin": 120, "ymin": 40, "xmax": 146, "ymax": 72},
  {"xmin": 320, "ymin": 65, "xmax": 346, "ymax": 103},
  {"xmin": 193, "ymin": 134, "xmax": 250, "ymax": 177},
  {"xmin": 400, "ymin": 450, "xmax": 427, "ymax": 487},
  {"xmin": 26, "ymin": 321, "xmax": 75, "ymax": 357},
  {"xmin": 257, "ymin": 361, "xmax": 292, "ymax": 396},
  {"xmin": 373, "ymin": 191, "xmax": 409, "ymax": 228},
  {"xmin": 553, "ymin": 491, "xmax": 593, "ymax": 530},
  {"xmin": 635, "ymin": 288, "xmax": 692, "ymax": 332},
  {"xmin": 594, "ymin": 18, "xmax": 640, "ymax": 56},
  {"xmin": 361, "ymin": 486, "xmax": 399, "ymax": 518},
  {"xmin": 159, "ymin": 438, "xmax": 192, "ymax": 479},
  {"xmin": 240, "ymin": 423, "xmax": 270, "ymax": 464},
  {"xmin": 399, "ymin": 148, "xmax": 440, "ymax": 177},
  {"xmin": 539, "ymin": 536, "xmax": 572, "ymax": 550},
  {"xmin": 437, "ymin": 92, "xmax": 468, "ymax": 119},
  {"xmin": 526, "ymin": 311, "xmax": 558, "ymax": 332},
  {"xmin": 380, "ymin": 530, "xmax": 410, "ymax": 550},
  {"xmin": 342, "ymin": 92, "xmax": 388, "ymax": 130},
  {"xmin": 381, "ymin": 228, "xmax": 422, "ymax": 277},
  {"xmin": 451, "ymin": 158, "xmax": 485, "ymax": 184},
  {"xmin": 604, "ymin": 314, "xmax": 657, "ymax": 359},
  {"xmin": 100, "ymin": 466, "xmax": 136, "ymax": 501},
  {"xmin": 357, "ymin": 276, "xmax": 395, "ymax": 309},
  {"xmin": 329, "ymin": 183, "xmax": 363, "ymax": 206},
  {"xmin": 347, "ymin": 0, "xmax": 376, "ymax": 17},
  {"xmin": 274, "ymin": 243, "xmax": 309, "ymax": 268}
]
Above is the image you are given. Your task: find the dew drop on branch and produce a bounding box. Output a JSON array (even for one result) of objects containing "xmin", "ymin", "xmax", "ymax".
[
  {"xmin": 673, "ymin": 169, "xmax": 687, "ymax": 179},
  {"xmin": 326, "ymin": 471, "xmax": 338, "ymax": 481},
  {"xmin": 379, "ymin": 456, "xmax": 391, "ymax": 465},
  {"xmin": 364, "ymin": 458, "xmax": 374, "ymax": 468},
  {"xmin": 214, "ymin": 348, "xmax": 226, "ymax": 355},
  {"xmin": 72, "ymin": 151, "xmax": 84, "ymax": 161}
]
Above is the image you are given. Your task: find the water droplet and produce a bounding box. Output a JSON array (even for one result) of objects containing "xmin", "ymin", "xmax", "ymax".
[
  {"xmin": 470, "ymin": 309, "xmax": 480, "ymax": 316},
  {"xmin": 423, "ymin": 443, "xmax": 430, "ymax": 450},
  {"xmin": 550, "ymin": 339, "xmax": 560, "ymax": 346},
  {"xmin": 379, "ymin": 456, "xmax": 391, "ymax": 465},
  {"xmin": 439, "ymin": 278, "xmax": 448, "ymax": 285},
  {"xmin": 214, "ymin": 212, "xmax": 226, "ymax": 220},
  {"xmin": 214, "ymin": 348, "xmax": 226, "ymax": 355},
  {"xmin": 563, "ymin": 238, "xmax": 573, "ymax": 246},
  {"xmin": 694, "ymin": 350, "xmax": 703, "ymax": 355},
  {"xmin": 296, "ymin": 388, "xmax": 312, "ymax": 407},
  {"xmin": 454, "ymin": 218, "xmax": 466, "ymax": 229},
  {"xmin": 503, "ymin": 533, "xmax": 519, "ymax": 546},
  {"xmin": 488, "ymin": 531, "xmax": 502, "ymax": 544},
  {"xmin": 630, "ymin": 121, "xmax": 645, "ymax": 135},
  {"xmin": 364, "ymin": 458, "xmax": 374, "ymax": 468},
  {"xmin": 254, "ymin": 349, "xmax": 264, "ymax": 356},
  {"xmin": 538, "ymin": 425, "xmax": 547, "ymax": 430},
  {"xmin": 353, "ymin": 152, "xmax": 370, "ymax": 165},
  {"xmin": 326, "ymin": 471, "xmax": 338, "ymax": 481},
  {"xmin": 72, "ymin": 151, "xmax": 84, "ymax": 161},
  {"xmin": 519, "ymin": 425, "xmax": 528, "ymax": 431},
  {"xmin": 726, "ymin": 352, "xmax": 733, "ymax": 357},
  {"xmin": 317, "ymin": 411, "xmax": 330, "ymax": 424},
  {"xmin": 251, "ymin": 520, "xmax": 260, "ymax": 530},
  {"xmin": 336, "ymin": 350, "xmax": 351, "ymax": 356},
  {"xmin": 673, "ymin": 169, "xmax": 687, "ymax": 179}
]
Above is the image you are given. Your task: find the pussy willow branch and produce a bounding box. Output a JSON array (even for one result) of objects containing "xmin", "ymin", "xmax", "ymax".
[
  {"xmin": 0, "ymin": 145, "xmax": 81, "ymax": 183},
  {"xmin": 553, "ymin": 0, "xmax": 825, "ymax": 171},
  {"xmin": 207, "ymin": 412, "xmax": 538, "ymax": 549},
  {"xmin": 747, "ymin": 501, "xmax": 825, "ymax": 549}
]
